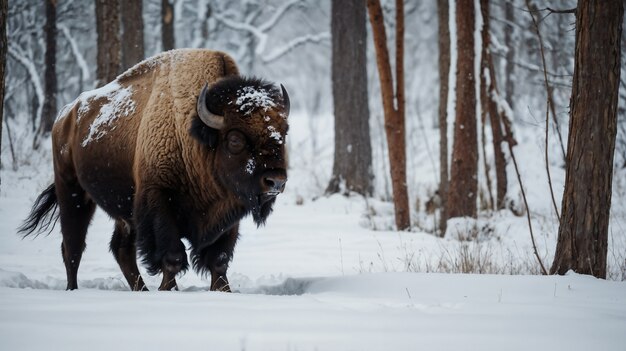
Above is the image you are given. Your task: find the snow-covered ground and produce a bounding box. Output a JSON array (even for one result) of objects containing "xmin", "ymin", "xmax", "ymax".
[
  {"xmin": 2, "ymin": 271, "xmax": 624, "ymax": 351},
  {"xmin": 1, "ymin": 112, "xmax": 625, "ymax": 350}
]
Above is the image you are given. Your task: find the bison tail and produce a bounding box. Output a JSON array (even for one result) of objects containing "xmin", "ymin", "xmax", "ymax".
[{"xmin": 18, "ymin": 184, "xmax": 59, "ymax": 238}]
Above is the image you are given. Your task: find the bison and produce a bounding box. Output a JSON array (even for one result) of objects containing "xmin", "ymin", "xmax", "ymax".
[{"xmin": 19, "ymin": 49, "xmax": 289, "ymax": 292}]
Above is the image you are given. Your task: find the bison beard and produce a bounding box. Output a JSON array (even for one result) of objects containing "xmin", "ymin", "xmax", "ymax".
[{"xmin": 254, "ymin": 193, "xmax": 277, "ymax": 226}]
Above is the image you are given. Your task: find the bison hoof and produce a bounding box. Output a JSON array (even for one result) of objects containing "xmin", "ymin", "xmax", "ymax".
[
  {"xmin": 163, "ymin": 250, "xmax": 187, "ymax": 273},
  {"xmin": 211, "ymin": 276, "xmax": 231, "ymax": 292}
]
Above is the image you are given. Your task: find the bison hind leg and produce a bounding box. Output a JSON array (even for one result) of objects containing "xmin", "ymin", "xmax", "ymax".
[
  {"xmin": 110, "ymin": 220, "xmax": 148, "ymax": 291},
  {"xmin": 56, "ymin": 178, "xmax": 96, "ymax": 290}
]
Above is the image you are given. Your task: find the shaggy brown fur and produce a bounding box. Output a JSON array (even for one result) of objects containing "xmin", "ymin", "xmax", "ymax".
[{"xmin": 19, "ymin": 49, "xmax": 290, "ymax": 292}]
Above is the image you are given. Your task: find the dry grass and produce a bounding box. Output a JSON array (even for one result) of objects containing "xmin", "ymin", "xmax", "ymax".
[
  {"xmin": 357, "ymin": 235, "xmax": 624, "ymax": 280},
  {"xmin": 401, "ymin": 242, "xmax": 545, "ymax": 276},
  {"xmin": 357, "ymin": 168, "xmax": 626, "ymax": 280}
]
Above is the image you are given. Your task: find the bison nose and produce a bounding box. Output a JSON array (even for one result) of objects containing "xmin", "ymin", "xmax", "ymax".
[{"xmin": 262, "ymin": 172, "xmax": 287, "ymax": 194}]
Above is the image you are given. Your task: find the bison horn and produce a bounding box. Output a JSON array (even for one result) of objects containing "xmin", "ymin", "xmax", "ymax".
[
  {"xmin": 197, "ymin": 83, "xmax": 225, "ymax": 130},
  {"xmin": 280, "ymin": 84, "xmax": 290, "ymax": 117}
]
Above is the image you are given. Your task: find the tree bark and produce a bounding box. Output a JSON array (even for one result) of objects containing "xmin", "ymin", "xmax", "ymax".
[
  {"xmin": 326, "ymin": 0, "xmax": 373, "ymax": 196},
  {"xmin": 446, "ymin": 0, "xmax": 478, "ymax": 219},
  {"xmin": 0, "ymin": 0, "xmax": 7, "ymax": 192},
  {"xmin": 96, "ymin": 0, "xmax": 121, "ymax": 87},
  {"xmin": 481, "ymin": 0, "xmax": 507, "ymax": 210},
  {"xmin": 162, "ymin": 0, "xmax": 175, "ymax": 51},
  {"xmin": 437, "ymin": 0, "xmax": 450, "ymax": 234},
  {"xmin": 486, "ymin": 58, "xmax": 507, "ymax": 211},
  {"xmin": 394, "ymin": 0, "xmax": 408, "ymax": 228},
  {"xmin": 504, "ymin": 0, "xmax": 515, "ymax": 112},
  {"xmin": 121, "ymin": 0, "xmax": 144, "ymax": 70},
  {"xmin": 479, "ymin": 73, "xmax": 494, "ymax": 210},
  {"xmin": 551, "ymin": 0, "xmax": 623, "ymax": 279},
  {"xmin": 366, "ymin": 0, "xmax": 410, "ymax": 230},
  {"xmin": 478, "ymin": 0, "xmax": 493, "ymax": 210},
  {"xmin": 40, "ymin": 0, "xmax": 57, "ymax": 136}
]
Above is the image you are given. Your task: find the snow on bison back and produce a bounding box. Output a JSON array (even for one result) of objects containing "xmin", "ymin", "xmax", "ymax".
[{"xmin": 18, "ymin": 49, "xmax": 291, "ymax": 292}]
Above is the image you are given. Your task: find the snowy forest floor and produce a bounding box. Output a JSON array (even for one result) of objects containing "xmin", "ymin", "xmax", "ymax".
[{"xmin": 1, "ymin": 112, "xmax": 626, "ymax": 350}]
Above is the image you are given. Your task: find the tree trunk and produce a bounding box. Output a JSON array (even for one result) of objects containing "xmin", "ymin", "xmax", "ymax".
[
  {"xmin": 487, "ymin": 58, "xmax": 507, "ymax": 211},
  {"xmin": 95, "ymin": 0, "xmax": 121, "ymax": 87},
  {"xmin": 366, "ymin": 0, "xmax": 411, "ymax": 230},
  {"xmin": 551, "ymin": 0, "xmax": 623, "ymax": 279},
  {"xmin": 446, "ymin": 0, "xmax": 477, "ymax": 219},
  {"xmin": 121, "ymin": 0, "xmax": 144, "ymax": 70},
  {"xmin": 481, "ymin": 0, "xmax": 507, "ymax": 210},
  {"xmin": 0, "ymin": 0, "xmax": 7, "ymax": 192},
  {"xmin": 40, "ymin": 0, "xmax": 57, "ymax": 136},
  {"xmin": 504, "ymin": 0, "xmax": 515, "ymax": 112},
  {"xmin": 479, "ymin": 72, "xmax": 494, "ymax": 210},
  {"xmin": 162, "ymin": 0, "xmax": 175, "ymax": 51},
  {"xmin": 437, "ymin": 0, "xmax": 450, "ymax": 234},
  {"xmin": 326, "ymin": 0, "xmax": 373, "ymax": 196}
]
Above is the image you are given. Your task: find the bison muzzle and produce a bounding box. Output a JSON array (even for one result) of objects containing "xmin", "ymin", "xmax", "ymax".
[{"xmin": 18, "ymin": 49, "xmax": 290, "ymax": 292}]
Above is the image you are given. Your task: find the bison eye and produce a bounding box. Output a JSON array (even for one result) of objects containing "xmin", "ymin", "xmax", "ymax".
[{"xmin": 227, "ymin": 131, "xmax": 246, "ymax": 154}]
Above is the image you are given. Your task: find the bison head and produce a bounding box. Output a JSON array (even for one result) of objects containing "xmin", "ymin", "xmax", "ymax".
[{"xmin": 191, "ymin": 76, "xmax": 290, "ymax": 225}]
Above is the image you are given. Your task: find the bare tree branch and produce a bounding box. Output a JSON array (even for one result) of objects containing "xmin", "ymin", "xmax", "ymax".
[
  {"xmin": 258, "ymin": 0, "xmax": 303, "ymax": 32},
  {"xmin": 262, "ymin": 32, "xmax": 329, "ymax": 63},
  {"xmin": 490, "ymin": 53, "xmax": 571, "ymax": 80},
  {"xmin": 214, "ymin": 1, "xmax": 304, "ymax": 56},
  {"xmin": 7, "ymin": 44, "xmax": 43, "ymax": 129},
  {"xmin": 526, "ymin": 0, "xmax": 563, "ymax": 224},
  {"xmin": 214, "ymin": 1, "xmax": 327, "ymax": 63},
  {"xmin": 500, "ymin": 106, "xmax": 549, "ymax": 276},
  {"xmin": 58, "ymin": 23, "xmax": 90, "ymax": 80},
  {"xmin": 213, "ymin": 12, "xmax": 267, "ymax": 54},
  {"xmin": 545, "ymin": 7, "xmax": 576, "ymax": 14}
]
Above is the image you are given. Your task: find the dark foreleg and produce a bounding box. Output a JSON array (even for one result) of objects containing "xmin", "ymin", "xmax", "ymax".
[
  {"xmin": 110, "ymin": 220, "xmax": 148, "ymax": 291},
  {"xmin": 135, "ymin": 188, "xmax": 188, "ymax": 290},
  {"xmin": 193, "ymin": 223, "xmax": 240, "ymax": 292},
  {"xmin": 158, "ymin": 269, "xmax": 179, "ymax": 291}
]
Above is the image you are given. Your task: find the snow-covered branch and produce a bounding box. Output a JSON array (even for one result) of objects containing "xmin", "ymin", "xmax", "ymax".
[
  {"xmin": 58, "ymin": 24, "xmax": 91, "ymax": 80},
  {"xmin": 258, "ymin": 0, "xmax": 303, "ymax": 32},
  {"xmin": 244, "ymin": 7, "xmax": 263, "ymax": 25},
  {"xmin": 214, "ymin": 0, "xmax": 307, "ymax": 57},
  {"xmin": 213, "ymin": 12, "xmax": 268, "ymax": 54},
  {"xmin": 7, "ymin": 44, "xmax": 44, "ymax": 125},
  {"xmin": 262, "ymin": 32, "xmax": 330, "ymax": 64}
]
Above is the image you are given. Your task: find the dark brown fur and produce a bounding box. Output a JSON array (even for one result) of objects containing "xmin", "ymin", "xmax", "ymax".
[{"xmin": 19, "ymin": 49, "xmax": 289, "ymax": 292}]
